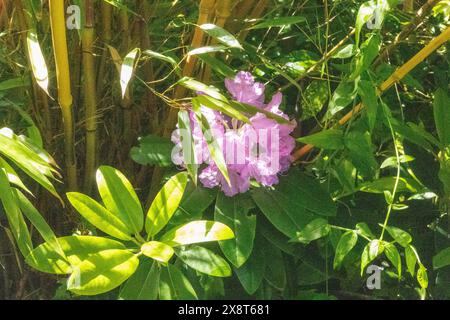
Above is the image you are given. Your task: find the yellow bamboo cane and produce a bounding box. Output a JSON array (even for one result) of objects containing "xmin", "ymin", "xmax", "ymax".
[
  {"xmin": 82, "ymin": 0, "xmax": 98, "ymax": 193},
  {"xmin": 293, "ymin": 25, "xmax": 450, "ymax": 161},
  {"xmin": 48, "ymin": 0, "xmax": 77, "ymax": 190}
]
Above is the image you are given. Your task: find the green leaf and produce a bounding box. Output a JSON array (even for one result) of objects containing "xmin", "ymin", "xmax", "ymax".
[
  {"xmin": 0, "ymin": 77, "xmax": 30, "ymax": 91},
  {"xmin": 251, "ymin": 169, "xmax": 336, "ymax": 238},
  {"xmin": 192, "ymin": 100, "xmax": 230, "ymax": 185},
  {"xmin": 345, "ymin": 131, "xmax": 377, "ymax": 178},
  {"xmin": 263, "ymin": 244, "xmax": 286, "ymax": 290},
  {"xmin": 384, "ymin": 243, "xmax": 401, "ymax": 279},
  {"xmin": 200, "ymin": 24, "xmax": 242, "ymax": 49},
  {"xmin": 333, "ymin": 231, "xmax": 358, "ymax": 270},
  {"xmin": 433, "ymin": 88, "xmax": 450, "ymax": 147},
  {"xmin": 141, "ymin": 241, "xmax": 174, "ymax": 263},
  {"xmin": 0, "ymin": 156, "xmax": 31, "ymax": 195},
  {"xmin": 176, "ymin": 245, "xmax": 231, "ymax": 277},
  {"xmin": 120, "ymin": 48, "xmax": 140, "ymax": 98},
  {"xmin": 297, "ymin": 129, "xmax": 345, "ymax": 150},
  {"xmin": 293, "ymin": 218, "xmax": 330, "ymax": 244},
  {"xmin": 119, "ymin": 259, "xmax": 160, "ymax": 300},
  {"xmin": 177, "ymin": 110, "xmax": 198, "ymax": 185},
  {"xmin": 0, "ymin": 169, "xmax": 33, "ymax": 257},
  {"xmin": 178, "ymin": 77, "xmax": 228, "ymax": 102},
  {"xmin": 331, "ymin": 44, "xmax": 356, "ymax": 59},
  {"xmin": 195, "ymin": 95, "xmax": 250, "ymax": 123},
  {"xmin": 145, "ymin": 172, "xmax": 188, "ymax": 237},
  {"xmin": 15, "ymin": 189, "xmax": 66, "ymax": 260},
  {"xmin": 142, "ymin": 50, "xmax": 180, "ymax": 75},
  {"xmin": 328, "ymin": 79, "xmax": 358, "ymax": 116},
  {"xmin": 26, "ymin": 31, "xmax": 49, "ymax": 95},
  {"xmin": 417, "ymin": 264, "xmax": 428, "ymax": 289},
  {"xmin": 231, "ymin": 100, "xmax": 291, "ymax": 125},
  {"xmin": 67, "ymin": 249, "xmax": 139, "ymax": 296},
  {"xmin": 361, "ymin": 240, "xmax": 383, "ymax": 275},
  {"xmin": 26, "ymin": 236, "xmax": 126, "ymax": 274},
  {"xmin": 301, "ymin": 80, "xmax": 329, "ymax": 120},
  {"xmin": 355, "ymin": 1, "xmax": 377, "ymax": 46},
  {"xmin": 359, "ymin": 177, "xmax": 418, "ymax": 194},
  {"xmin": 214, "ymin": 193, "xmax": 256, "ymax": 268},
  {"xmin": 159, "ymin": 264, "xmax": 198, "ymax": 300},
  {"xmin": 358, "ymin": 79, "xmax": 378, "ymax": 131},
  {"xmin": 356, "ymin": 222, "xmax": 375, "ymax": 239},
  {"xmin": 0, "ymin": 129, "xmax": 60, "ymax": 200},
  {"xmin": 385, "ymin": 225, "xmax": 412, "ymax": 247},
  {"xmin": 130, "ymin": 135, "xmax": 174, "ymax": 167},
  {"xmin": 235, "ymin": 244, "xmax": 266, "ymax": 295},
  {"xmin": 187, "ymin": 45, "xmax": 227, "ymax": 56},
  {"xmin": 433, "ymin": 247, "xmax": 450, "ymax": 270},
  {"xmin": 96, "ymin": 166, "xmax": 143, "ymax": 235},
  {"xmin": 350, "ymin": 33, "xmax": 381, "ymax": 80},
  {"xmin": 160, "ymin": 221, "xmax": 234, "ymax": 247},
  {"xmin": 405, "ymin": 245, "xmax": 418, "ymax": 276},
  {"xmin": 249, "ymin": 16, "xmax": 306, "ymax": 29},
  {"xmin": 197, "ymin": 54, "xmax": 235, "ymax": 78},
  {"xmin": 67, "ymin": 192, "xmax": 132, "ymax": 241}
]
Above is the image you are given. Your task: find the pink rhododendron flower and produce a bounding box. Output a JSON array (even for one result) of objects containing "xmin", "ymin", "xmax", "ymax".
[{"xmin": 172, "ymin": 71, "xmax": 296, "ymax": 196}]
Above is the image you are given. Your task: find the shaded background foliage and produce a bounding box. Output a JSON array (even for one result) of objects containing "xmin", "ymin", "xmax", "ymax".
[{"xmin": 0, "ymin": 0, "xmax": 449, "ymax": 299}]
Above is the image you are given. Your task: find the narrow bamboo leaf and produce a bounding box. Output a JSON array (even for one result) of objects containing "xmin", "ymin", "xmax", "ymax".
[
  {"xmin": 143, "ymin": 50, "xmax": 181, "ymax": 75},
  {"xmin": 26, "ymin": 31, "xmax": 49, "ymax": 95},
  {"xmin": 159, "ymin": 264, "xmax": 198, "ymax": 300},
  {"xmin": 178, "ymin": 77, "xmax": 228, "ymax": 102},
  {"xmin": 231, "ymin": 100, "xmax": 291, "ymax": 124},
  {"xmin": 433, "ymin": 247, "xmax": 450, "ymax": 270},
  {"xmin": 120, "ymin": 48, "xmax": 140, "ymax": 98},
  {"xmin": 160, "ymin": 221, "xmax": 234, "ymax": 247},
  {"xmin": 249, "ymin": 16, "xmax": 306, "ymax": 29},
  {"xmin": 0, "ymin": 168, "xmax": 33, "ymax": 257},
  {"xmin": 0, "ymin": 156, "xmax": 31, "ymax": 195},
  {"xmin": 176, "ymin": 245, "xmax": 232, "ymax": 277},
  {"xmin": 15, "ymin": 189, "xmax": 66, "ymax": 260},
  {"xmin": 145, "ymin": 172, "xmax": 188, "ymax": 237},
  {"xmin": 214, "ymin": 193, "xmax": 256, "ymax": 268},
  {"xmin": 141, "ymin": 241, "xmax": 174, "ymax": 263},
  {"xmin": 433, "ymin": 88, "xmax": 450, "ymax": 147},
  {"xmin": 96, "ymin": 166, "xmax": 143, "ymax": 234},
  {"xmin": 25, "ymin": 236, "xmax": 126, "ymax": 275},
  {"xmin": 197, "ymin": 54, "xmax": 235, "ymax": 78},
  {"xmin": 178, "ymin": 110, "xmax": 198, "ymax": 185},
  {"xmin": 67, "ymin": 192, "xmax": 132, "ymax": 241},
  {"xmin": 187, "ymin": 45, "xmax": 227, "ymax": 56},
  {"xmin": 200, "ymin": 24, "xmax": 242, "ymax": 49},
  {"xmin": 194, "ymin": 95, "xmax": 249, "ymax": 123},
  {"xmin": 192, "ymin": 100, "xmax": 230, "ymax": 185},
  {"xmin": 297, "ymin": 129, "xmax": 345, "ymax": 150},
  {"xmin": 0, "ymin": 77, "xmax": 30, "ymax": 91},
  {"xmin": 67, "ymin": 249, "xmax": 139, "ymax": 296}
]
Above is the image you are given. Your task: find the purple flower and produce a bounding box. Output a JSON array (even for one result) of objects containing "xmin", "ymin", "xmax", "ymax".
[{"xmin": 172, "ymin": 71, "xmax": 297, "ymax": 196}]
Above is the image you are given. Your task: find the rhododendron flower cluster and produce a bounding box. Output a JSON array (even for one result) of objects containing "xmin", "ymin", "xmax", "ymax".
[{"xmin": 172, "ymin": 71, "xmax": 296, "ymax": 196}]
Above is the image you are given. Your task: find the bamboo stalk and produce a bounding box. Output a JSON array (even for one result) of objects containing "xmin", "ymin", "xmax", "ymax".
[
  {"xmin": 202, "ymin": 0, "xmax": 233, "ymax": 83},
  {"xmin": 48, "ymin": 0, "xmax": 77, "ymax": 190},
  {"xmin": 293, "ymin": 25, "xmax": 450, "ymax": 161},
  {"xmin": 162, "ymin": 0, "xmax": 216, "ymax": 138},
  {"xmin": 238, "ymin": 0, "xmax": 268, "ymax": 42},
  {"xmin": 96, "ymin": 1, "xmax": 112, "ymax": 96},
  {"xmin": 82, "ymin": 0, "xmax": 98, "ymax": 193}
]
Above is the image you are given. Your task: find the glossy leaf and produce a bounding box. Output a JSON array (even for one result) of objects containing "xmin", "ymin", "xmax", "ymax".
[
  {"xmin": 141, "ymin": 241, "xmax": 174, "ymax": 263},
  {"xmin": 176, "ymin": 245, "xmax": 232, "ymax": 277},
  {"xmin": 96, "ymin": 166, "xmax": 143, "ymax": 234},
  {"xmin": 334, "ymin": 231, "xmax": 358, "ymax": 269},
  {"xmin": 145, "ymin": 172, "xmax": 188, "ymax": 237},
  {"xmin": 159, "ymin": 264, "xmax": 198, "ymax": 300},
  {"xmin": 293, "ymin": 218, "xmax": 330, "ymax": 244},
  {"xmin": 160, "ymin": 221, "xmax": 234, "ymax": 247}
]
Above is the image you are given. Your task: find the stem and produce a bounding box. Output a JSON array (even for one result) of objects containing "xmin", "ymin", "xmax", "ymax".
[
  {"xmin": 48, "ymin": 0, "xmax": 77, "ymax": 190},
  {"xmin": 82, "ymin": 0, "xmax": 98, "ymax": 193},
  {"xmin": 96, "ymin": 1, "xmax": 112, "ymax": 96}
]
